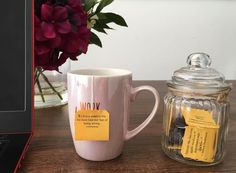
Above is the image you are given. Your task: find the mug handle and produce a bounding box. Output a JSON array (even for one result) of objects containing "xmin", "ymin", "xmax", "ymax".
[{"xmin": 125, "ymin": 86, "xmax": 160, "ymax": 141}]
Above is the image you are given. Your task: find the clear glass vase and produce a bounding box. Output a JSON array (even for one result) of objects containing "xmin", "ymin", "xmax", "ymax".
[{"xmin": 34, "ymin": 60, "xmax": 70, "ymax": 109}]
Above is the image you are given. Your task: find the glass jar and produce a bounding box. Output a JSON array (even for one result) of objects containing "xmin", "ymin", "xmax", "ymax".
[{"xmin": 162, "ymin": 53, "xmax": 232, "ymax": 166}]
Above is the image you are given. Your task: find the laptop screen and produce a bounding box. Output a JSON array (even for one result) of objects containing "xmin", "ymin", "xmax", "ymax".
[{"xmin": 0, "ymin": 1, "xmax": 26, "ymax": 111}]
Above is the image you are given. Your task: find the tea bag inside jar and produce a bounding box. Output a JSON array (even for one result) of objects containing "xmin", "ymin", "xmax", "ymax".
[{"xmin": 162, "ymin": 53, "xmax": 232, "ymax": 166}]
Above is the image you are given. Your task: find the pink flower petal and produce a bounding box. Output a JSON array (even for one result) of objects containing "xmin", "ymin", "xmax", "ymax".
[
  {"xmin": 56, "ymin": 53, "xmax": 70, "ymax": 67},
  {"xmin": 62, "ymin": 34, "xmax": 79, "ymax": 53},
  {"xmin": 35, "ymin": 16, "xmax": 41, "ymax": 27},
  {"xmin": 35, "ymin": 53, "xmax": 50, "ymax": 66},
  {"xmin": 35, "ymin": 44, "xmax": 50, "ymax": 55},
  {"xmin": 69, "ymin": 55, "xmax": 79, "ymax": 60},
  {"xmin": 77, "ymin": 26, "xmax": 91, "ymax": 39},
  {"xmin": 70, "ymin": 13, "xmax": 82, "ymax": 26},
  {"xmin": 43, "ymin": 66, "xmax": 59, "ymax": 71},
  {"xmin": 53, "ymin": 6, "xmax": 68, "ymax": 21},
  {"xmin": 67, "ymin": 0, "xmax": 82, "ymax": 8},
  {"xmin": 41, "ymin": 4, "xmax": 53, "ymax": 21},
  {"xmin": 35, "ymin": 27, "xmax": 48, "ymax": 41},
  {"xmin": 49, "ymin": 34, "xmax": 62, "ymax": 48},
  {"xmin": 41, "ymin": 22, "xmax": 56, "ymax": 39},
  {"xmin": 78, "ymin": 39, "xmax": 89, "ymax": 53},
  {"xmin": 56, "ymin": 20, "xmax": 72, "ymax": 34}
]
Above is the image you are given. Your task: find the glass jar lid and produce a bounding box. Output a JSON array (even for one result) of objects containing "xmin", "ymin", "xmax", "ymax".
[{"xmin": 168, "ymin": 53, "xmax": 231, "ymax": 92}]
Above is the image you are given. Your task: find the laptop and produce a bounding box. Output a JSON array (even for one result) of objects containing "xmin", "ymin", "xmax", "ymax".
[{"xmin": 0, "ymin": 0, "xmax": 33, "ymax": 172}]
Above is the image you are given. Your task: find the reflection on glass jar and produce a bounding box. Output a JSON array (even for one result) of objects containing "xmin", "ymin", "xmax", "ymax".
[{"xmin": 162, "ymin": 53, "xmax": 232, "ymax": 166}]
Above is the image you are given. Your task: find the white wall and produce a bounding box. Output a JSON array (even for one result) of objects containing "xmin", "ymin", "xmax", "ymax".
[{"xmin": 71, "ymin": 0, "xmax": 236, "ymax": 80}]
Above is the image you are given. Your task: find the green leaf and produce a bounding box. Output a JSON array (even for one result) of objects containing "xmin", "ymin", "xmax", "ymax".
[
  {"xmin": 83, "ymin": 0, "xmax": 98, "ymax": 12},
  {"xmin": 93, "ymin": 20, "xmax": 113, "ymax": 34},
  {"xmin": 90, "ymin": 32, "xmax": 102, "ymax": 47},
  {"xmin": 95, "ymin": 0, "xmax": 114, "ymax": 13},
  {"xmin": 93, "ymin": 25, "xmax": 107, "ymax": 34},
  {"xmin": 101, "ymin": 12, "xmax": 128, "ymax": 27},
  {"xmin": 97, "ymin": 13, "xmax": 107, "ymax": 20}
]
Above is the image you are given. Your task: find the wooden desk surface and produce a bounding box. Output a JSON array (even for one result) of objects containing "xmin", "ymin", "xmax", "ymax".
[{"xmin": 19, "ymin": 81, "xmax": 236, "ymax": 173}]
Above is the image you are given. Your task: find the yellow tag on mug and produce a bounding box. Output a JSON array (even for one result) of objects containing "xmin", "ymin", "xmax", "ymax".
[
  {"xmin": 74, "ymin": 110, "xmax": 109, "ymax": 141},
  {"xmin": 181, "ymin": 126, "xmax": 218, "ymax": 163},
  {"xmin": 182, "ymin": 107, "xmax": 219, "ymax": 128}
]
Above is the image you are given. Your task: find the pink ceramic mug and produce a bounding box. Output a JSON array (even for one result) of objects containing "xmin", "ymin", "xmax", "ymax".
[{"xmin": 67, "ymin": 68, "xmax": 160, "ymax": 161}]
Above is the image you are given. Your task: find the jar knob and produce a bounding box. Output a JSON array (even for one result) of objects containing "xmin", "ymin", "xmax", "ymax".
[{"xmin": 187, "ymin": 53, "xmax": 212, "ymax": 68}]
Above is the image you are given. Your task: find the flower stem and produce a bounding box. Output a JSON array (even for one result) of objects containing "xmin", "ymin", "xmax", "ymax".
[
  {"xmin": 38, "ymin": 69, "xmax": 63, "ymax": 100},
  {"xmin": 34, "ymin": 68, "xmax": 38, "ymax": 81},
  {"xmin": 36, "ymin": 74, "xmax": 45, "ymax": 102},
  {"xmin": 34, "ymin": 68, "xmax": 41, "ymax": 85}
]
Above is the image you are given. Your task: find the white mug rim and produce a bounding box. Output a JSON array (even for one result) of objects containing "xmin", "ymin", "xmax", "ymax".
[{"xmin": 68, "ymin": 68, "xmax": 132, "ymax": 78}]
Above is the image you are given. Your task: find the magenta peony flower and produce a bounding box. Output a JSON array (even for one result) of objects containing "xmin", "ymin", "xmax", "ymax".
[
  {"xmin": 35, "ymin": 0, "xmax": 91, "ymax": 71},
  {"xmin": 34, "ymin": 0, "xmax": 127, "ymax": 103},
  {"xmin": 41, "ymin": 4, "xmax": 72, "ymax": 38}
]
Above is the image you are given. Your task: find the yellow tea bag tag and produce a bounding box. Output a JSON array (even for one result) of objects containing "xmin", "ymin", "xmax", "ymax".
[
  {"xmin": 182, "ymin": 107, "xmax": 219, "ymax": 128},
  {"xmin": 181, "ymin": 126, "xmax": 218, "ymax": 163},
  {"xmin": 74, "ymin": 110, "xmax": 109, "ymax": 141}
]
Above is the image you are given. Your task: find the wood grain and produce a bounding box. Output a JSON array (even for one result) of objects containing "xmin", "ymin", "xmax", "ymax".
[{"xmin": 18, "ymin": 81, "xmax": 236, "ymax": 173}]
